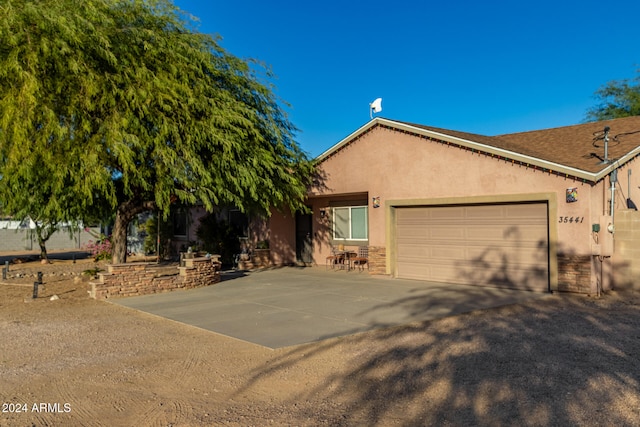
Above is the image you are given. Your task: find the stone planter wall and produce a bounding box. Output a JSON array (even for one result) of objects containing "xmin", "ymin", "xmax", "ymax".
[
  {"xmin": 252, "ymin": 249, "xmax": 271, "ymax": 268},
  {"xmin": 236, "ymin": 249, "xmax": 272, "ymax": 270},
  {"xmin": 89, "ymin": 256, "xmax": 221, "ymax": 300}
]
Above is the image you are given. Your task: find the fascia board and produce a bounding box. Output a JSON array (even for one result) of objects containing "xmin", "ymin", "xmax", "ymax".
[
  {"xmin": 316, "ymin": 119, "xmax": 379, "ymax": 162},
  {"xmin": 594, "ymin": 144, "xmax": 640, "ymax": 181}
]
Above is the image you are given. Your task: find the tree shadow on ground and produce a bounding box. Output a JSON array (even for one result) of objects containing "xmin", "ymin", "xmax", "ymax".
[
  {"xmin": 0, "ymin": 250, "xmax": 91, "ymax": 265},
  {"xmin": 236, "ymin": 290, "xmax": 640, "ymax": 425}
]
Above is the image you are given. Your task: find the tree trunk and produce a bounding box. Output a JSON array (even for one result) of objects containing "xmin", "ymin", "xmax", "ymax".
[
  {"xmin": 111, "ymin": 198, "xmax": 156, "ymax": 264},
  {"xmin": 38, "ymin": 240, "xmax": 48, "ymax": 262},
  {"xmin": 34, "ymin": 222, "xmax": 56, "ymax": 262},
  {"xmin": 111, "ymin": 209, "xmax": 129, "ymax": 264}
]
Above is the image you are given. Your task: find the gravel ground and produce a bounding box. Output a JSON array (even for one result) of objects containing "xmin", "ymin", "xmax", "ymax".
[{"xmin": 1, "ymin": 257, "xmax": 640, "ymax": 426}]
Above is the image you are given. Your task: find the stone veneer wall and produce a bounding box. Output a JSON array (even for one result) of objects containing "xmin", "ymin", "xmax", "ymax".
[
  {"xmin": 368, "ymin": 246, "xmax": 386, "ymax": 275},
  {"xmin": 89, "ymin": 257, "xmax": 221, "ymax": 300},
  {"xmin": 557, "ymin": 254, "xmax": 591, "ymax": 293}
]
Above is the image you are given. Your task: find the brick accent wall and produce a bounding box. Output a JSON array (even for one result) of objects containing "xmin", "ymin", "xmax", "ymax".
[
  {"xmin": 557, "ymin": 254, "xmax": 591, "ymax": 293},
  {"xmin": 89, "ymin": 257, "xmax": 221, "ymax": 300},
  {"xmin": 368, "ymin": 246, "xmax": 386, "ymax": 275}
]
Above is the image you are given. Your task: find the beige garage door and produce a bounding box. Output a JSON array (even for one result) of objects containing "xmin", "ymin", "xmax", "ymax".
[{"xmin": 395, "ymin": 203, "xmax": 549, "ymax": 291}]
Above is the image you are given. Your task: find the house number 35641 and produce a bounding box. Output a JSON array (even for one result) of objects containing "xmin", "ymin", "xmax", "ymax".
[{"xmin": 558, "ymin": 216, "xmax": 584, "ymax": 223}]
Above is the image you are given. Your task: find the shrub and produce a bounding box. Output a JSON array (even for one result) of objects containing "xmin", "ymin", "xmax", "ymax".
[{"xmin": 84, "ymin": 236, "xmax": 113, "ymax": 261}]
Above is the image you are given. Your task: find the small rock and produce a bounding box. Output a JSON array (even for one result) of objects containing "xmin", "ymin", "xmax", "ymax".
[{"xmin": 50, "ymin": 295, "xmax": 60, "ymax": 301}]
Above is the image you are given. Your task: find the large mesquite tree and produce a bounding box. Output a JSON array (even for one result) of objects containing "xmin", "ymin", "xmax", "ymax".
[{"xmin": 0, "ymin": 0, "xmax": 314, "ymax": 263}]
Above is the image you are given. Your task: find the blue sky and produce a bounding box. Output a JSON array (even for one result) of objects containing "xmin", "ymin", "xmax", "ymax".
[{"xmin": 174, "ymin": 0, "xmax": 639, "ymax": 157}]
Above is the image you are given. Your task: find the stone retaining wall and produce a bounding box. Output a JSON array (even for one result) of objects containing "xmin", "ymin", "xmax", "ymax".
[{"xmin": 89, "ymin": 257, "xmax": 221, "ymax": 300}]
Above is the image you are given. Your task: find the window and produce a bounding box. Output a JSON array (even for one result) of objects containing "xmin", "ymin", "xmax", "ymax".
[{"xmin": 333, "ymin": 206, "xmax": 368, "ymax": 240}]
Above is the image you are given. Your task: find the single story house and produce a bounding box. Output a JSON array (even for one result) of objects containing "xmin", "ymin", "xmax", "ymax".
[{"xmin": 264, "ymin": 115, "xmax": 640, "ymax": 294}]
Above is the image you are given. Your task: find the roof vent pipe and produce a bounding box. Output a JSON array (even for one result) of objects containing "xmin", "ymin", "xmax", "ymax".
[{"xmin": 603, "ymin": 126, "xmax": 610, "ymax": 164}]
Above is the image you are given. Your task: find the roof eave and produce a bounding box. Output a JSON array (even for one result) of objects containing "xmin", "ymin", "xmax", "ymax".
[
  {"xmin": 593, "ymin": 144, "xmax": 640, "ymax": 182},
  {"xmin": 316, "ymin": 118, "xmax": 383, "ymax": 162}
]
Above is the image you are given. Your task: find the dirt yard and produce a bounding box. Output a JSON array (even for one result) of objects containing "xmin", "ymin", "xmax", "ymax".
[{"xmin": 1, "ymin": 256, "xmax": 640, "ymax": 426}]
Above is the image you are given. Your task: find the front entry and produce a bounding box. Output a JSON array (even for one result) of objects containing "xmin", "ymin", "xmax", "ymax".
[{"xmin": 295, "ymin": 212, "xmax": 313, "ymax": 265}]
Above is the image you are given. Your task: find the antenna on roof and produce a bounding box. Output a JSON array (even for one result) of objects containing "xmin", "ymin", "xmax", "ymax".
[
  {"xmin": 369, "ymin": 98, "xmax": 382, "ymax": 119},
  {"xmin": 597, "ymin": 126, "xmax": 611, "ymax": 165}
]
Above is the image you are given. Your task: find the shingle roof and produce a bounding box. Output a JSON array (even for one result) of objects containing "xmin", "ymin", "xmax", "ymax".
[
  {"xmin": 318, "ymin": 116, "xmax": 640, "ymax": 183},
  {"xmin": 401, "ymin": 115, "xmax": 640, "ymax": 174}
]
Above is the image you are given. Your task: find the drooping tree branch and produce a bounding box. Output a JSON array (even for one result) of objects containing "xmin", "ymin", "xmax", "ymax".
[{"xmin": 0, "ymin": 0, "xmax": 315, "ymax": 265}]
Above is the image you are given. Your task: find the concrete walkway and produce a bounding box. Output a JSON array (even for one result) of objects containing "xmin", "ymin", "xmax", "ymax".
[{"xmin": 114, "ymin": 267, "xmax": 551, "ymax": 349}]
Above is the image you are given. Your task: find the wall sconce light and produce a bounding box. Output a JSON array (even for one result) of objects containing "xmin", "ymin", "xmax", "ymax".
[
  {"xmin": 320, "ymin": 208, "xmax": 327, "ymax": 218},
  {"xmin": 372, "ymin": 196, "xmax": 381, "ymax": 208}
]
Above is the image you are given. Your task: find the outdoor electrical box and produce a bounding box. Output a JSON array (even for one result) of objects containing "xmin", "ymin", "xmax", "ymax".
[
  {"xmin": 599, "ymin": 215, "xmax": 614, "ymax": 257},
  {"xmin": 592, "ymin": 223, "xmax": 600, "ymax": 232}
]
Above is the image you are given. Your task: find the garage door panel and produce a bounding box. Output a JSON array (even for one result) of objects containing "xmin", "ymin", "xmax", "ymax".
[
  {"xmin": 398, "ymin": 226, "xmax": 467, "ymax": 240},
  {"xmin": 467, "ymin": 227, "xmax": 512, "ymax": 241},
  {"xmin": 431, "ymin": 265, "xmax": 464, "ymax": 282},
  {"xmin": 465, "ymin": 244, "xmax": 546, "ymax": 261},
  {"xmin": 395, "ymin": 203, "xmax": 549, "ymax": 292},
  {"xmin": 429, "ymin": 227, "xmax": 465, "ymax": 240},
  {"xmin": 432, "ymin": 247, "xmax": 467, "ymax": 259},
  {"xmin": 396, "ymin": 226, "xmax": 429, "ymax": 239},
  {"xmin": 465, "ymin": 205, "xmax": 505, "ymax": 219},
  {"xmin": 431, "ymin": 206, "xmax": 465, "ymax": 220},
  {"xmin": 505, "ymin": 203, "xmax": 547, "ymax": 218}
]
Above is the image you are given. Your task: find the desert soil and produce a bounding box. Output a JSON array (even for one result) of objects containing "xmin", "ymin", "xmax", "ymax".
[{"xmin": 1, "ymin": 256, "xmax": 640, "ymax": 426}]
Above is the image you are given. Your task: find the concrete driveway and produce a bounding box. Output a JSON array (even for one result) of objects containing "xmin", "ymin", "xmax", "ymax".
[{"xmin": 114, "ymin": 267, "xmax": 551, "ymax": 349}]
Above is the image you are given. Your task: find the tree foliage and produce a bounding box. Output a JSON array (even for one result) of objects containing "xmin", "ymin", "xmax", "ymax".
[
  {"xmin": 0, "ymin": 0, "xmax": 315, "ymax": 263},
  {"xmin": 586, "ymin": 70, "xmax": 640, "ymax": 121}
]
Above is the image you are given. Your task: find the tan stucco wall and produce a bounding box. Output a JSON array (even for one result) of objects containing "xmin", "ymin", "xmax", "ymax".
[{"xmin": 268, "ymin": 207, "xmax": 297, "ymax": 265}]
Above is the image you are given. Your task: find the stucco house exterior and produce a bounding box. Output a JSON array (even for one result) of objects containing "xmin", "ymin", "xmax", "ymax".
[{"xmin": 264, "ymin": 116, "xmax": 640, "ymax": 294}]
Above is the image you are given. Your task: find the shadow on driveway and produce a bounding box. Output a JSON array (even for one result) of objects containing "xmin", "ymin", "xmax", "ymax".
[{"xmin": 114, "ymin": 267, "xmax": 551, "ymax": 349}]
